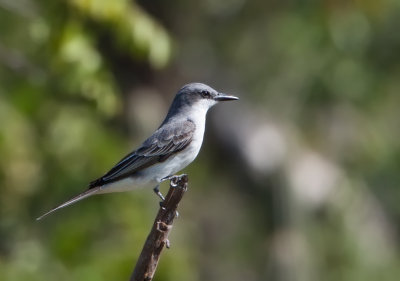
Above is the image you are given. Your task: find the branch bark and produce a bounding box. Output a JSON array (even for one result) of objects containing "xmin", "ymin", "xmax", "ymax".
[{"xmin": 129, "ymin": 174, "xmax": 188, "ymax": 281}]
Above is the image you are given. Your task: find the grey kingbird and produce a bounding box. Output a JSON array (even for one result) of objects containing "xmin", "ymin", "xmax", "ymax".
[{"xmin": 37, "ymin": 83, "xmax": 238, "ymax": 220}]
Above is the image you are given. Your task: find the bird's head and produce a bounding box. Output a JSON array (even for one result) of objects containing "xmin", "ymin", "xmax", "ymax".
[{"xmin": 174, "ymin": 83, "xmax": 239, "ymax": 112}]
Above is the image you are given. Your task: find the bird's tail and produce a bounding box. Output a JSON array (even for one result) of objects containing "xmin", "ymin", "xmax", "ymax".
[{"xmin": 36, "ymin": 186, "xmax": 101, "ymax": 221}]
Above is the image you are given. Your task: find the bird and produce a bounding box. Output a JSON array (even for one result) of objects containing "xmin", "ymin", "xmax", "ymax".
[{"xmin": 36, "ymin": 83, "xmax": 239, "ymax": 220}]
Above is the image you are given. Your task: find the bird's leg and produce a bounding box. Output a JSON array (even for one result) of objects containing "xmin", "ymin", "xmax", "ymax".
[
  {"xmin": 158, "ymin": 176, "xmax": 180, "ymax": 217},
  {"xmin": 160, "ymin": 175, "xmax": 174, "ymax": 182},
  {"xmin": 153, "ymin": 185, "xmax": 166, "ymax": 201},
  {"xmin": 161, "ymin": 175, "xmax": 178, "ymax": 187}
]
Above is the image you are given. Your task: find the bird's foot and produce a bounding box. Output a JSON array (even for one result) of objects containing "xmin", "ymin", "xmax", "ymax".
[
  {"xmin": 160, "ymin": 175, "xmax": 175, "ymax": 182},
  {"xmin": 161, "ymin": 175, "xmax": 180, "ymax": 187},
  {"xmin": 161, "ymin": 174, "xmax": 187, "ymax": 188}
]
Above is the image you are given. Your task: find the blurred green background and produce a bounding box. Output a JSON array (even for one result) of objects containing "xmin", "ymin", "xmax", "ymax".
[{"xmin": 1, "ymin": 0, "xmax": 400, "ymax": 280}]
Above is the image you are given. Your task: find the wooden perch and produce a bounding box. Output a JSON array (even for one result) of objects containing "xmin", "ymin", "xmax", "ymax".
[{"xmin": 130, "ymin": 174, "xmax": 188, "ymax": 281}]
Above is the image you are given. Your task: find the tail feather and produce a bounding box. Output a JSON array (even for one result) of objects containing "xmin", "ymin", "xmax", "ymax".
[{"xmin": 36, "ymin": 187, "xmax": 101, "ymax": 221}]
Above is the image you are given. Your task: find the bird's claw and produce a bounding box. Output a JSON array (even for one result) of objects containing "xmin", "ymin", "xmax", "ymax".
[{"xmin": 160, "ymin": 175, "xmax": 175, "ymax": 182}]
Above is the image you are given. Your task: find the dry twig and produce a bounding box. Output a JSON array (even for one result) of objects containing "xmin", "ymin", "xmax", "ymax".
[{"xmin": 130, "ymin": 174, "xmax": 188, "ymax": 281}]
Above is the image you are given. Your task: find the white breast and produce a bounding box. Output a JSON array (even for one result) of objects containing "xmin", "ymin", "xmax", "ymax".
[{"xmin": 147, "ymin": 100, "xmax": 210, "ymax": 181}]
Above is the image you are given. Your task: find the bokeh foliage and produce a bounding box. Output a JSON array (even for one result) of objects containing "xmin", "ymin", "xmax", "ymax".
[{"xmin": 1, "ymin": 0, "xmax": 400, "ymax": 281}]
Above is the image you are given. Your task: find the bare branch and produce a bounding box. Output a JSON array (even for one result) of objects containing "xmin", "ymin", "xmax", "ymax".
[{"xmin": 130, "ymin": 174, "xmax": 188, "ymax": 281}]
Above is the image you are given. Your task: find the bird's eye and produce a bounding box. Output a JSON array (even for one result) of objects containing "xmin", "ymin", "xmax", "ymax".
[{"xmin": 201, "ymin": 90, "xmax": 211, "ymax": 98}]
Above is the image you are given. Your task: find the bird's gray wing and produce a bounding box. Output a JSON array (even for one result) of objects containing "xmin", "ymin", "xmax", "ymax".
[{"xmin": 89, "ymin": 120, "xmax": 195, "ymax": 187}]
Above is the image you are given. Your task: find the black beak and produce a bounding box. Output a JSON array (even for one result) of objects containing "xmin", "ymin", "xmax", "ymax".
[{"xmin": 214, "ymin": 93, "xmax": 239, "ymax": 101}]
